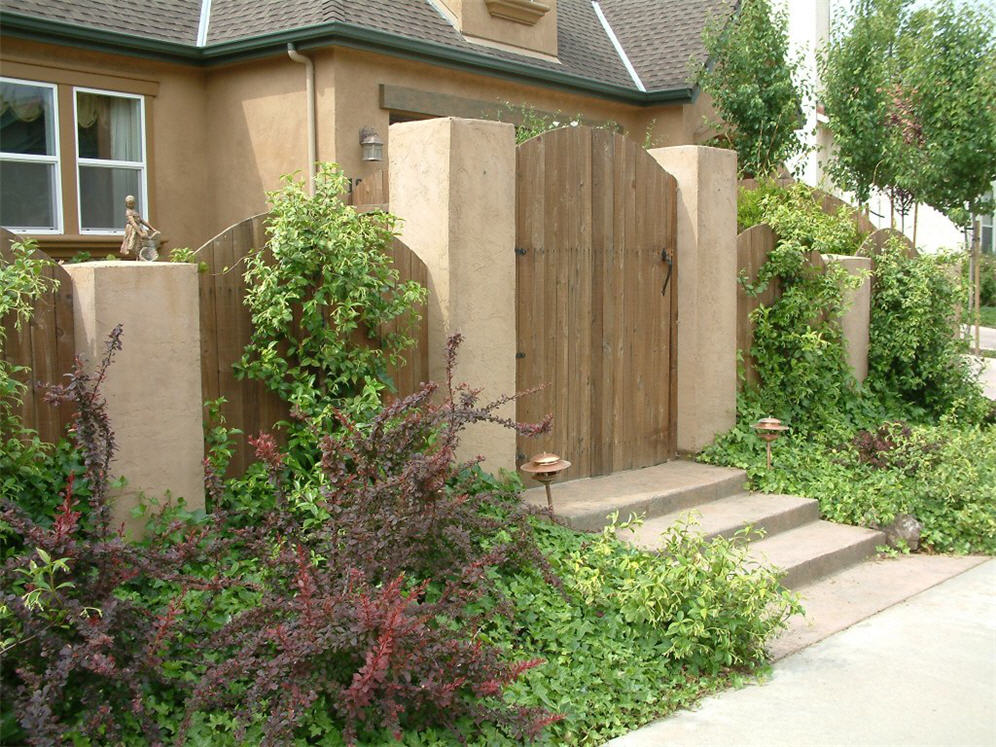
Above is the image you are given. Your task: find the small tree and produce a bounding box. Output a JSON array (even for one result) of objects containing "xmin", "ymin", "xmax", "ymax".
[
  {"xmin": 699, "ymin": 0, "xmax": 806, "ymax": 178},
  {"xmin": 819, "ymin": 0, "xmax": 906, "ymax": 206},
  {"xmin": 821, "ymin": 0, "xmax": 996, "ymax": 229},
  {"xmin": 898, "ymin": 3, "xmax": 996, "ymax": 226}
]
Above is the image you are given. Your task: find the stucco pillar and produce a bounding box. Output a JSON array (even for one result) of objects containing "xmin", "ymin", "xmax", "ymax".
[
  {"xmin": 825, "ymin": 254, "xmax": 872, "ymax": 382},
  {"xmin": 648, "ymin": 145, "xmax": 737, "ymax": 453},
  {"xmin": 388, "ymin": 117, "xmax": 517, "ymax": 472},
  {"xmin": 63, "ymin": 262, "xmax": 204, "ymax": 537}
]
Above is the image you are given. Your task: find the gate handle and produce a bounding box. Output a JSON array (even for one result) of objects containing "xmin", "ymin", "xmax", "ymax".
[{"xmin": 661, "ymin": 247, "xmax": 673, "ymax": 296}]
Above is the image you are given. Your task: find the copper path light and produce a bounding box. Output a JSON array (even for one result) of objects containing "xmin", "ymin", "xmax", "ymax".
[
  {"xmin": 752, "ymin": 417, "xmax": 789, "ymax": 469},
  {"xmin": 520, "ymin": 452, "xmax": 571, "ymax": 511}
]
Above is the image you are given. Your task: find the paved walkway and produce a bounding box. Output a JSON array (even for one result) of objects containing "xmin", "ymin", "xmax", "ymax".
[
  {"xmin": 963, "ymin": 324, "xmax": 996, "ymax": 352},
  {"xmin": 963, "ymin": 325, "xmax": 996, "ymax": 399},
  {"xmin": 607, "ymin": 560, "xmax": 996, "ymax": 747}
]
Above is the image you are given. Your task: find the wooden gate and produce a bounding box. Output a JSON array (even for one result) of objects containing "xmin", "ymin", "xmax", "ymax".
[{"xmin": 515, "ymin": 127, "xmax": 678, "ymax": 479}]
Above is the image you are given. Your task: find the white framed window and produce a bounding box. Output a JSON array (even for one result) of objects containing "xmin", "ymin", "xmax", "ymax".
[
  {"xmin": 74, "ymin": 87, "xmax": 147, "ymax": 234},
  {"xmin": 0, "ymin": 77, "xmax": 63, "ymax": 233}
]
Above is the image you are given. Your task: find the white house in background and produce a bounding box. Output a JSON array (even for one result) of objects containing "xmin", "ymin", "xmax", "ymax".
[{"xmin": 782, "ymin": 0, "xmax": 977, "ymax": 253}]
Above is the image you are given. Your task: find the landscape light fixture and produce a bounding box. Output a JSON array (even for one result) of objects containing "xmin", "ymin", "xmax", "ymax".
[
  {"xmin": 520, "ymin": 452, "xmax": 571, "ymax": 511},
  {"xmin": 752, "ymin": 417, "xmax": 789, "ymax": 469},
  {"xmin": 359, "ymin": 127, "xmax": 383, "ymax": 161}
]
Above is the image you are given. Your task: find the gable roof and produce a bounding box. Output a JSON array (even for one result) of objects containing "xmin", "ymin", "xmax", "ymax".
[{"xmin": 0, "ymin": 0, "xmax": 730, "ymax": 104}]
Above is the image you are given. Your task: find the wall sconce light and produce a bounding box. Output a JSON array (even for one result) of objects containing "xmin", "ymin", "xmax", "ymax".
[
  {"xmin": 520, "ymin": 452, "xmax": 571, "ymax": 511},
  {"xmin": 359, "ymin": 127, "xmax": 383, "ymax": 161},
  {"xmin": 752, "ymin": 417, "xmax": 789, "ymax": 469}
]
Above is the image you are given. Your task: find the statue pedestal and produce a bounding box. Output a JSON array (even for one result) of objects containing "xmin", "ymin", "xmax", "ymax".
[{"xmin": 63, "ymin": 261, "xmax": 204, "ymax": 537}]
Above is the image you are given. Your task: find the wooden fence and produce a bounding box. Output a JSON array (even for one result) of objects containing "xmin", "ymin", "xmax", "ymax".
[
  {"xmin": 736, "ymin": 223, "xmax": 826, "ymax": 388},
  {"xmin": 858, "ymin": 227, "xmax": 918, "ymax": 259},
  {"xmin": 1, "ymin": 228, "xmax": 76, "ymax": 443},
  {"xmin": 195, "ymin": 193, "xmax": 428, "ymax": 475}
]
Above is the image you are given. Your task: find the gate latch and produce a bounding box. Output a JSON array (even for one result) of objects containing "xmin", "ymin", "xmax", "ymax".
[{"xmin": 661, "ymin": 247, "xmax": 673, "ymax": 296}]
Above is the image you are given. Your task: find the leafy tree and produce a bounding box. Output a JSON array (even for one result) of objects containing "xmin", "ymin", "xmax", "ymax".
[
  {"xmin": 898, "ymin": 2, "xmax": 996, "ymax": 225},
  {"xmin": 819, "ymin": 0, "xmax": 904, "ymax": 206},
  {"xmin": 820, "ymin": 0, "xmax": 996, "ymax": 228},
  {"xmin": 699, "ymin": 0, "xmax": 806, "ymax": 178}
]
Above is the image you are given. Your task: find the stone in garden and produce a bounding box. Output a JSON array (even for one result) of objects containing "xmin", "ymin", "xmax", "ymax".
[{"xmin": 881, "ymin": 513, "xmax": 923, "ymax": 551}]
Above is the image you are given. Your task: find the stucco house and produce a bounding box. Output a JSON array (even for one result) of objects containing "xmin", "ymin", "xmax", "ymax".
[{"xmin": 0, "ymin": 0, "xmax": 728, "ymax": 259}]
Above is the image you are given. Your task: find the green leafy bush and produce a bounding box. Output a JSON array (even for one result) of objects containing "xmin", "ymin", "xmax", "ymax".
[
  {"xmin": 738, "ymin": 182, "xmax": 865, "ymax": 256},
  {"xmin": 236, "ymin": 164, "xmax": 427, "ymax": 428},
  {"xmin": 868, "ymin": 239, "xmax": 986, "ymax": 420},
  {"xmin": 964, "ymin": 253, "xmax": 996, "ymax": 308},
  {"xmin": 478, "ymin": 510, "xmax": 799, "ymax": 745},
  {"xmin": 739, "ymin": 187, "xmax": 864, "ymax": 430},
  {"xmin": 707, "ymin": 185, "xmax": 994, "ymax": 559}
]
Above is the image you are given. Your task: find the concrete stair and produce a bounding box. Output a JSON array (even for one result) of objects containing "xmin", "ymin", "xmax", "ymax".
[
  {"xmin": 521, "ymin": 460, "xmax": 885, "ymax": 590},
  {"xmin": 522, "ymin": 459, "xmax": 988, "ymax": 660}
]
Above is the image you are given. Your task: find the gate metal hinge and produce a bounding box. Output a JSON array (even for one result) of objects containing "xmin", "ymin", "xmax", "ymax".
[
  {"xmin": 516, "ymin": 352, "xmax": 526, "ymax": 359},
  {"xmin": 514, "ymin": 247, "xmax": 528, "ymax": 256}
]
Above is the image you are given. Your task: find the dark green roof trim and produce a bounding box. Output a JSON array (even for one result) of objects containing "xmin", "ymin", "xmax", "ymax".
[{"xmin": 0, "ymin": 10, "xmax": 694, "ymax": 106}]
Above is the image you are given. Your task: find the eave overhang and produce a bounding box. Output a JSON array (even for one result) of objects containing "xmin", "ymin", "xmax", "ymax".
[{"xmin": 0, "ymin": 11, "xmax": 696, "ymax": 106}]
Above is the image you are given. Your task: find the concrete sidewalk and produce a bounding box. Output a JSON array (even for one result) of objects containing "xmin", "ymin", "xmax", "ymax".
[
  {"xmin": 963, "ymin": 324, "xmax": 996, "ymax": 352},
  {"xmin": 607, "ymin": 560, "xmax": 996, "ymax": 747}
]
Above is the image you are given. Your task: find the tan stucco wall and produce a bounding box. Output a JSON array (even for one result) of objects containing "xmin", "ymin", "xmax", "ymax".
[
  {"xmin": 3, "ymin": 38, "xmax": 711, "ymax": 255},
  {"xmin": 389, "ymin": 117, "xmax": 517, "ymax": 472},
  {"xmin": 0, "ymin": 38, "xmax": 211, "ymax": 256},
  {"xmin": 204, "ymin": 56, "xmax": 319, "ymax": 233},
  {"xmin": 648, "ymin": 145, "xmax": 738, "ymax": 453},
  {"xmin": 330, "ymin": 48, "xmax": 695, "ymax": 179},
  {"xmin": 63, "ymin": 262, "xmax": 204, "ymax": 537},
  {"xmin": 826, "ymin": 254, "xmax": 872, "ymax": 382}
]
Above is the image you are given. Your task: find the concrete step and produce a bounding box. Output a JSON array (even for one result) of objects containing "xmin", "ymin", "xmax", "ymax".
[
  {"xmin": 747, "ymin": 520, "xmax": 885, "ymax": 589},
  {"xmin": 768, "ymin": 554, "xmax": 988, "ymax": 660},
  {"xmin": 622, "ymin": 492, "xmax": 820, "ymax": 550},
  {"xmin": 521, "ymin": 460, "xmax": 747, "ymax": 532}
]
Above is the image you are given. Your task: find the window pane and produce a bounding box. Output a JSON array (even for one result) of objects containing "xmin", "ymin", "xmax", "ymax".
[
  {"xmin": 0, "ymin": 81, "xmax": 55, "ymax": 155},
  {"xmin": 77, "ymin": 92, "xmax": 141, "ymax": 162},
  {"xmin": 0, "ymin": 160, "xmax": 57, "ymax": 230},
  {"xmin": 79, "ymin": 165, "xmax": 141, "ymax": 231}
]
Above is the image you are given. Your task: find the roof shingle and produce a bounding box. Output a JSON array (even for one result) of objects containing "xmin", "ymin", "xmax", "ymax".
[{"xmin": 1, "ymin": 0, "xmax": 727, "ymax": 95}]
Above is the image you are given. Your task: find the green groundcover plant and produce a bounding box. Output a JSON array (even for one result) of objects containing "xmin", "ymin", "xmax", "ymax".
[
  {"xmin": 703, "ymin": 183, "xmax": 995, "ymax": 555},
  {"xmin": 1, "ymin": 187, "xmax": 800, "ymax": 744},
  {"xmin": 0, "ymin": 332, "xmax": 800, "ymax": 745}
]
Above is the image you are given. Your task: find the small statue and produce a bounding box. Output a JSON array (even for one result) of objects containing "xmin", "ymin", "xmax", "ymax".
[{"xmin": 120, "ymin": 195, "xmax": 160, "ymax": 261}]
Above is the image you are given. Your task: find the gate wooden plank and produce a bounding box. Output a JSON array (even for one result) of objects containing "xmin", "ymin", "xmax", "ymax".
[
  {"xmin": 212, "ymin": 225, "xmax": 248, "ymax": 462},
  {"xmin": 1, "ymin": 234, "xmax": 75, "ymax": 443},
  {"xmin": 547, "ymin": 129, "xmax": 571, "ymax": 469},
  {"xmin": 198, "ymin": 239, "xmax": 220, "ymax": 410},
  {"xmin": 588, "ymin": 128, "xmax": 613, "ymax": 476},
  {"xmin": 29, "ymin": 263, "xmax": 60, "ymax": 440},
  {"xmin": 576, "ymin": 126, "xmax": 593, "ymax": 478},
  {"xmin": 516, "ymin": 137, "xmax": 544, "ymax": 463},
  {"xmin": 664, "ymin": 170, "xmax": 679, "ymax": 459}
]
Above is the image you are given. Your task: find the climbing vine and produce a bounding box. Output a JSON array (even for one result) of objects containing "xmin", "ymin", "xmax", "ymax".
[{"xmin": 236, "ymin": 164, "xmax": 427, "ymax": 427}]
